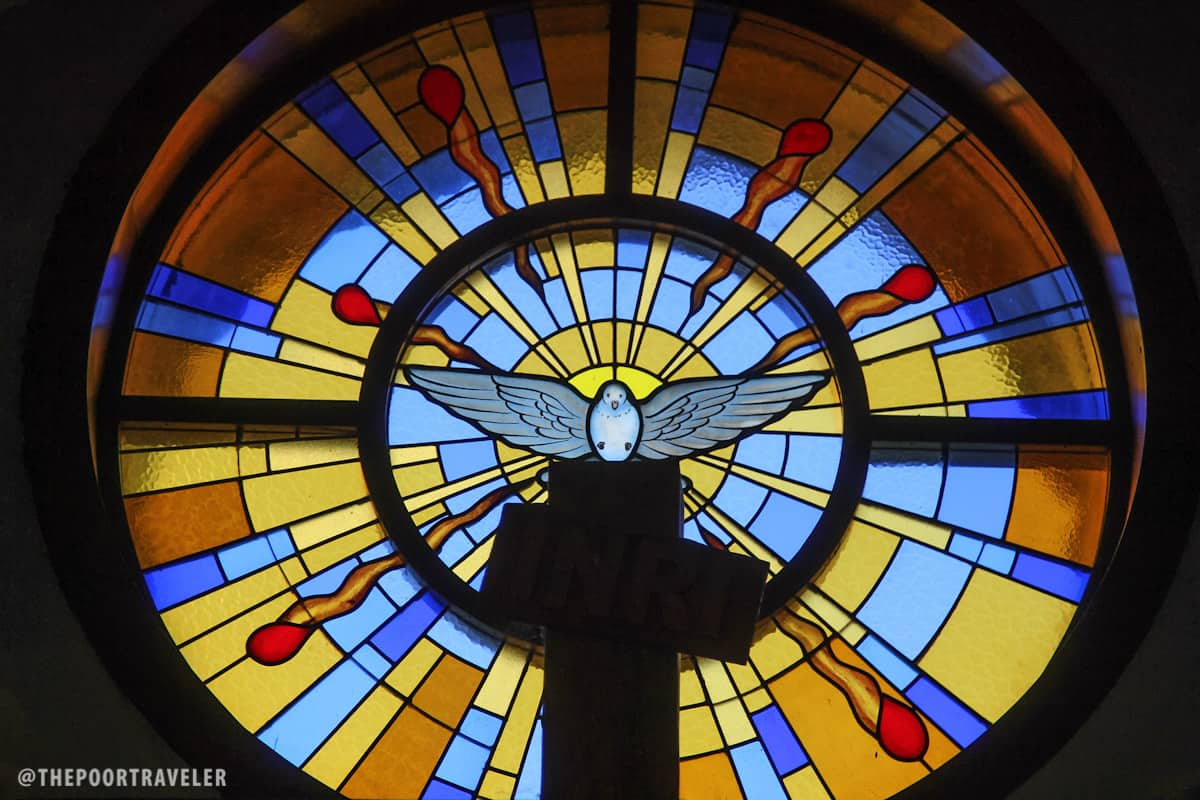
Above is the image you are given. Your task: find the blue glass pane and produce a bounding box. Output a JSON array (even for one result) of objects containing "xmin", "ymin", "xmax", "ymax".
[
  {"xmin": 359, "ymin": 245, "xmax": 421, "ymax": 302},
  {"xmin": 1011, "ymin": 553, "xmax": 1089, "ymax": 602},
  {"xmin": 490, "ymin": 12, "xmax": 544, "ymax": 86},
  {"xmin": 485, "ymin": 255, "xmax": 558, "ymax": 336},
  {"xmin": 751, "ymin": 705, "xmax": 809, "ymax": 774},
  {"xmin": 783, "ymin": 435, "xmax": 842, "ymax": 492},
  {"xmin": 947, "ymin": 532, "xmax": 983, "ymax": 563},
  {"xmin": 357, "ymin": 142, "xmax": 405, "ymax": 186},
  {"xmin": 479, "ymin": 129, "xmax": 512, "ymax": 175},
  {"xmin": 296, "ymin": 79, "xmax": 380, "ymax": 158},
  {"xmin": 324, "ymin": 587, "xmax": 397, "ymax": 651},
  {"xmin": 514, "ymin": 81, "xmax": 553, "ymax": 122},
  {"xmin": 932, "ymin": 306, "xmax": 1087, "ymax": 356},
  {"xmin": 525, "ymin": 118, "xmax": 562, "ymax": 162},
  {"xmin": 390, "ymin": 388, "xmax": 488, "ymax": 445},
  {"xmin": 977, "ymin": 542, "xmax": 1016, "ymax": 574},
  {"xmin": 646, "ymin": 276, "xmax": 691, "ymax": 332},
  {"xmin": 729, "ymin": 742, "xmax": 787, "ymax": 800},
  {"xmin": 703, "ymin": 313, "xmax": 774, "ymax": 373},
  {"xmin": 144, "ymin": 554, "xmax": 224, "ymax": 611},
  {"xmin": 297, "ymin": 558, "xmax": 357, "ymax": 598},
  {"xmin": 257, "ymin": 659, "xmax": 375, "ymax": 765},
  {"xmin": 988, "ymin": 268, "xmax": 1080, "ymax": 322},
  {"xmin": 858, "ymin": 542, "xmax": 971, "ymax": 659},
  {"xmin": 670, "ymin": 87, "xmax": 708, "ymax": 134},
  {"xmin": 378, "ymin": 566, "xmax": 424, "ymax": 610},
  {"xmin": 230, "ymin": 326, "xmax": 282, "ymax": 357},
  {"xmin": 755, "ymin": 295, "xmax": 810, "ymax": 339},
  {"xmin": 936, "ymin": 446, "xmax": 1015, "ymax": 538},
  {"xmin": 837, "ymin": 92, "xmax": 941, "ymax": 193},
  {"xmin": 217, "ymin": 534, "xmax": 277, "ymax": 580},
  {"xmin": 434, "ymin": 736, "xmax": 490, "ymax": 791},
  {"xmin": 422, "ymin": 779, "xmax": 472, "ymax": 800},
  {"xmin": 427, "ymin": 612, "xmax": 502, "ymax": 669},
  {"xmin": 424, "ymin": 295, "xmax": 479, "ymax": 340},
  {"xmin": 680, "ymin": 147, "xmax": 754, "ymax": 218},
  {"xmin": 411, "ymin": 150, "xmax": 475, "ymax": 204},
  {"xmin": 461, "ymin": 708, "xmax": 503, "ymax": 747},
  {"xmin": 711, "ymin": 473, "xmax": 769, "ymax": 527},
  {"xmin": 905, "ymin": 677, "xmax": 987, "ymax": 747},
  {"xmin": 615, "ymin": 269, "xmax": 641, "ymax": 319},
  {"xmin": 383, "ymin": 172, "xmax": 420, "ymax": 203},
  {"xmin": 934, "ymin": 296, "xmax": 993, "ymax": 337},
  {"xmin": 581, "ymin": 269, "xmax": 616, "ymax": 320},
  {"xmin": 734, "ymin": 433, "xmax": 786, "ymax": 474},
  {"xmin": 370, "ymin": 592, "xmax": 446, "ymax": 661},
  {"xmin": 751, "ymin": 493, "xmax": 822, "ymax": 559},
  {"xmin": 684, "ymin": 11, "xmax": 733, "ymax": 69},
  {"xmin": 863, "ymin": 446, "xmax": 944, "ymax": 517},
  {"xmin": 680, "ymin": 66, "xmax": 715, "ymax": 92},
  {"xmin": 351, "ymin": 643, "xmax": 392, "ymax": 680},
  {"xmin": 514, "ymin": 719, "xmax": 543, "ymax": 798},
  {"xmin": 300, "ymin": 211, "xmax": 389, "ymax": 292},
  {"xmin": 442, "ymin": 188, "xmax": 494, "ymax": 235},
  {"xmin": 617, "ymin": 229, "xmax": 652, "ymax": 268},
  {"xmin": 464, "ymin": 314, "xmax": 527, "ymax": 370},
  {"xmin": 967, "ymin": 391, "xmax": 1109, "ymax": 420},
  {"xmin": 855, "ymin": 635, "xmax": 918, "ymax": 690},
  {"xmin": 136, "ymin": 301, "xmax": 235, "ymax": 348},
  {"xmin": 438, "ymin": 440, "xmax": 498, "ymax": 482},
  {"xmin": 147, "ymin": 264, "xmax": 275, "ymax": 327},
  {"xmin": 945, "ymin": 38, "xmax": 1008, "ymax": 85}
]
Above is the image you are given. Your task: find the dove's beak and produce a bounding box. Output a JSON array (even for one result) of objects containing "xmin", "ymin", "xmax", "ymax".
[{"xmin": 611, "ymin": 401, "xmax": 618, "ymax": 409}]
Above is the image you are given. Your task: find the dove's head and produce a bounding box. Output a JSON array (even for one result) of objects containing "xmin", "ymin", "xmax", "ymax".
[{"xmin": 599, "ymin": 381, "xmax": 630, "ymax": 410}]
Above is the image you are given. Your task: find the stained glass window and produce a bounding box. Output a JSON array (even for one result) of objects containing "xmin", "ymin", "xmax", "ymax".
[{"xmin": 43, "ymin": 1, "xmax": 1182, "ymax": 798}]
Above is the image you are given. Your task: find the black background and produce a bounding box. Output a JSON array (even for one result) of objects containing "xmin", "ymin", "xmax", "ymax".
[{"xmin": 1, "ymin": 2, "xmax": 1197, "ymax": 798}]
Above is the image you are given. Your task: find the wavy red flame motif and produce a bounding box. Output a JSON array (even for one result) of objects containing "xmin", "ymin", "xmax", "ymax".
[{"xmin": 332, "ymin": 284, "xmax": 382, "ymax": 326}]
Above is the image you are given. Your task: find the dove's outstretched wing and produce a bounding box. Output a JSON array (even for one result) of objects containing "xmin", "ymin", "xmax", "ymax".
[
  {"xmin": 636, "ymin": 373, "xmax": 829, "ymax": 459},
  {"xmin": 406, "ymin": 367, "xmax": 593, "ymax": 459}
]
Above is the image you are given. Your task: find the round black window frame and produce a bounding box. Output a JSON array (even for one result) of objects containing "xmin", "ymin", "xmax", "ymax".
[{"xmin": 23, "ymin": 1, "xmax": 1198, "ymax": 799}]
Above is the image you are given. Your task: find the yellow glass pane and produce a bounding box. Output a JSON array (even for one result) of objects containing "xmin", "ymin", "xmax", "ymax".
[
  {"xmin": 919, "ymin": 569, "xmax": 1075, "ymax": 722},
  {"xmin": 456, "ymin": 18, "xmax": 520, "ymax": 129},
  {"xmin": 301, "ymin": 524, "xmax": 387, "ymax": 575},
  {"xmin": 242, "ymin": 461, "xmax": 368, "ymax": 531},
  {"xmin": 655, "ymin": 131, "xmax": 694, "ymax": 199},
  {"xmin": 696, "ymin": 657, "xmax": 737, "ymax": 704},
  {"xmin": 120, "ymin": 445, "xmax": 241, "ymax": 495},
  {"xmin": 937, "ymin": 324, "xmax": 1104, "ymax": 402},
  {"xmin": 271, "ymin": 281, "xmax": 376, "ymax": 358},
  {"xmin": 862, "ymin": 349, "xmax": 945, "ymax": 411},
  {"xmin": 490, "ymin": 661, "xmax": 543, "ymax": 773},
  {"xmin": 400, "ymin": 193, "xmax": 459, "ymax": 249},
  {"xmin": 1006, "ymin": 447, "xmax": 1110, "ymax": 565},
  {"xmin": 291, "ymin": 500, "xmax": 377, "ymax": 551},
  {"xmin": 748, "ymin": 622, "xmax": 807, "ymax": 680},
  {"xmin": 124, "ymin": 332, "xmax": 223, "ymax": 397},
  {"xmin": 385, "ymin": 638, "xmax": 443, "ymax": 697},
  {"xmin": 268, "ymin": 437, "xmax": 359, "ymax": 472},
  {"xmin": 266, "ymin": 105, "xmax": 377, "ymax": 210},
  {"xmin": 180, "ymin": 592, "xmax": 295, "ymax": 681},
  {"xmin": 679, "ymin": 661, "xmax": 705, "ymax": 707},
  {"xmin": 713, "ymin": 699, "xmax": 756, "ymax": 745},
  {"xmin": 502, "ymin": 135, "xmax": 546, "ymax": 204},
  {"xmin": 697, "ymin": 106, "xmax": 781, "ymax": 167},
  {"xmin": 207, "ymin": 632, "xmax": 341, "ymax": 732},
  {"xmin": 277, "ymin": 340, "xmax": 366, "ymax": 379},
  {"xmin": 802, "ymin": 64, "xmax": 905, "ymax": 189},
  {"xmin": 304, "ymin": 687, "xmax": 403, "ymax": 789},
  {"xmin": 478, "ymin": 770, "xmax": 517, "ymax": 800},
  {"xmin": 853, "ymin": 315, "xmax": 943, "ymax": 362},
  {"xmin": 632, "ymin": 79, "xmax": 675, "ymax": 195},
  {"xmin": 679, "ymin": 706, "xmax": 723, "ymax": 757},
  {"xmin": 220, "ymin": 353, "xmax": 361, "ymax": 400},
  {"xmin": 368, "ymin": 202, "xmax": 439, "ymax": 264},
  {"xmin": 539, "ymin": 159, "xmax": 571, "ymax": 199},
  {"xmin": 855, "ymin": 501, "xmax": 953, "ymax": 550},
  {"xmin": 126, "ymin": 480, "xmax": 252, "ymax": 569},
  {"xmin": 811, "ymin": 520, "xmax": 900, "ymax": 612},
  {"xmin": 120, "ymin": 424, "xmax": 237, "ymax": 451},
  {"xmin": 474, "ymin": 644, "xmax": 530, "ymax": 716},
  {"xmin": 783, "ymin": 767, "xmax": 832, "ymax": 800}
]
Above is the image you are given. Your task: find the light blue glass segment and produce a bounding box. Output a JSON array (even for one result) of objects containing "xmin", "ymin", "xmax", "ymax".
[
  {"xmin": 936, "ymin": 446, "xmax": 1015, "ymax": 538},
  {"xmin": 136, "ymin": 301, "xmax": 235, "ymax": 348},
  {"xmin": 514, "ymin": 81, "xmax": 553, "ymax": 121},
  {"xmin": 858, "ymin": 541, "xmax": 972, "ymax": 659},
  {"xmin": 427, "ymin": 612, "xmax": 501, "ymax": 670},
  {"xmin": 390, "ymin": 388, "xmax": 487, "ymax": 445},
  {"xmin": 514, "ymin": 719, "xmax": 543, "ymax": 798},
  {"xmin": 230, "ymin": 326, "xmax": 282, "ymax": 357},
  {"xmin": 947, "ymin": 532, "xmax": 984, "ymax": 563},
  {"xmin": 359, "ymin": 244, "xmax": 421, "ymax": 302},
  {"xmin": 703, "ymin": 312, "xmax": 774, "ymax": 373},
  {"xmin": 462, "ymin": 708, "xmax": 503, "ymax": 747},
  {"xmin": 299, "ymin": 211, "xmax": 389, "ymax": 292},
  {"xmin": 324, "ymin": 587, "xmax": 397, "ymax": 652},
  {"xmin": 442, "ymin": 188, "xmax": 494, "ymax": 235},
  {"xmin": 351, "ymin": 642, "xmax": 392, "ymax": 680},
  {"xmin": 582, "ymin": 268, "xmax": 616, "ymax": 320},
  {"xmin": 257, "ymin": 659, "xmax": 375, "ymax": 766},
  {"xmin": 752, "ymin": 493, "xmax": 822, "ymax": 558},
  {"xmin": 783, "ymin": 435, "xmax": 842, "ymax": 492},
  {"xmin": 838, "ymin": 91, "xmax": 942, "ymax": 192},
  {"xmin": 217, "ymin": 534, "xmax": 277, "ymax": 580},
  {"xmin": 296, "ymin": 558, "xmax": 357, "ymax": 598},
  {"xmin": 438, "ymin": 440, "xmax": 499, "ymax": 483},
  {"xmin": 357, "ymin": 142, "xmax": 405, "ymax": 186},
  {"xmin": 863, "ymin": 446, "xmax": 944, "ymax": 517},
  {"xmin": 680, "ymin": 147, "xmax": 754, "ymax": 218},
  {"xmin": 526, "ymin": 118, "xmax": 562, "ymax": 162},
  {"xmin": 435, "ymin": 736, "xmax": 490, "ymax": 792},
  {"xmin": 932, "ymin": 306, "xmax": 1088, "ymax": 356},
  {"xmin": 734, "ymin": 433, "xmax": 786, "ymax": 474},
  {"xmin": 711, "ymin": 474, "xmax": 770, "ymax": 527},
  {"xmin": 977, "ymin": 542, "xmax": 1016, "ymax": 574},
  {"xmin": 856, "ymin": 634, "xmax": 918, "ymax": 690},
  {"xmin": 988, "ymin": 267, "xmax": 1081, "ymax": 322},
  {"xmin": 729, "ymin": 742, "xmax": 787, "ymax": 800},
  {"xmin": 411, "ymin": 150, "xmax": 474, "ymax": 204}
]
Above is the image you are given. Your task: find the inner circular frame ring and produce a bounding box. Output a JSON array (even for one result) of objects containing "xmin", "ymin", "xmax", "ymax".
[{"xmin": 359, "ymin": 194, "xmax": 871, "ymax": 630}]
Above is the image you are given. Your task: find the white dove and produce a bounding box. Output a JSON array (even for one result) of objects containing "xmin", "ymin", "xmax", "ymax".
[{"xmin": 404, "ymin": 367, "xmax": 829, "ymax": 462}]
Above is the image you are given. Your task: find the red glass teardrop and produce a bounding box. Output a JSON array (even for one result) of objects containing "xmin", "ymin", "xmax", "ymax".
[
  {"xmin": 881, "ymin": 264, "xmax": 936, "ymax": 303},
  {"xmin": 332, "ymin": 284, "xmax": 381, "ymax": 326},
  {"xmin": 877, "ymin": 695, "xmax": 929, "ymax": 761},
  {"xmin": 779, "ymin": 119, "xmax": 832, "ymax": 157},
  {"xmin": 699, "ymin": 528, "xmax": 727, "ymax": 550},
  {"xmin": 246, "ymin": 622, "xmax": 314, "ymax": 666},
  {"xmin": 419, "ymin": 65, "xmax": 466, "ymax": 126}
]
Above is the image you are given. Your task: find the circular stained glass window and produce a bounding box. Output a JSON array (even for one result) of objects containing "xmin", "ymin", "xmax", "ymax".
[{"xmin": 28, "ymin": 1, "xmax": 1198, "ymax": 799}]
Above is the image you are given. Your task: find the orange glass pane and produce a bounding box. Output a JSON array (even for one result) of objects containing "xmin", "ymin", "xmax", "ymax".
[
  {"xmin": 124, "ymin": 481, "xmax": 252, "ymax": 569},
  {"xmin": 535, "ymin": 4, "xmax": 609, "ymax": 111},
  {"xmin": 679, "ymin": 752, "xmax": 743, "ymax": 800},
  {"xmin": 1005, "ymin": 447, "xmax": 1110, "ymax": 566},
  {"xmin": 162, "ymin": 133, "xmax": 347, "ymax": 303},
  {"xmin": 412, "ymin": 655, "xmax": 485, "ymax": 727},
  {"xmin": 124, "ymin": 332, "xmax": 224, "ymax": 397},
  {"xmin": 884, "ymin": 136, "xmax": 1064, "ymax": 302},
  {"xmin": 710, "ymin": 20, "xmax": 857, "ymax": 131},
  {"xmin": 340, "ymin": 705, "xmax": 452, "ymax": 800}
]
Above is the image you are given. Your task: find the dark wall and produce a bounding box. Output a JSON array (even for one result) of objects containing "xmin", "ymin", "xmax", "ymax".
[{"xmin": 1, "ymin": 2, "xmax": 1196, "ymax": 798}]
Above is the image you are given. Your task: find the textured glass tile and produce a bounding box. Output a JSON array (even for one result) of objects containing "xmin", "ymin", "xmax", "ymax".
[
  {"xmin": 750, "ymin": 493, "xmax": 822, "ymax": 559},
  {"xmin": 299, "ymin": 211, "xmax": 389, "ymax": 292},
  {"xmin": 427, "ymin": 612, "xmax": 502, "ymax": 669},
  {"xmin": 751, "ymin": 705, "xmax": 809, "ymax": 775},
  {"xmin": 324, "ymin": 588, "xmax": 398, "ymax": 651},
  {"xmin": 370, "ymin": 592, "xmax": 445, "ymax": 661},
  {"xmin": 434, "ymin": 735, "xmax": 490, "ymax": 791},
  {"xmin": 856, "ymin": 634, "xmax": 918, "ymax": 690},
  {"xmin": 1011, "ymin": 553, "xmax": 1089, "ymax": 602},
  {"xmin": 905, "ymin": 678, "xmax": 987, "ymax": 747},
  {"xmin": 144, "ymin": 554, "xmax": 225, "ymax": 611},
  {"xmin": 863, "ymin": 446, "xmax": 944, "ymax": 517},
  {"xmin": 966, "ymin": 390, "xmax": 1109, "ymax": 420},
  {"xmin": 937, "ymin": 446, "xmax": 1015, "ymax": 538},
  {"xmin": 257, "ymin": 659, "xmax": 376, "ymax": 766},
  {"xmin": 297, "ymin": 79, "xmax": 381, "ymax": 158},
  {"xmin": 730, "ymin": 742, "xmax": 788, "ymax": 800}
]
